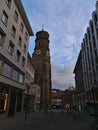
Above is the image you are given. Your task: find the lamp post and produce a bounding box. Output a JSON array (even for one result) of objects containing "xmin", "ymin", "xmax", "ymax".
[
  {"xmin": 25, "ymin": 84, "xmax": 30, "ymax": 122},
  {"xmin": 92, "ymin": 86, "xmax": 97, "ymax": 122},
  {"xmin": 44, "ymin": 80, "xmax": 47, "ymax": 113}
]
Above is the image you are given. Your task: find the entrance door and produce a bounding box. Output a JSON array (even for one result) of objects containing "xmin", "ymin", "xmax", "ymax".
[{"xmin": 8, "ymin": 93, "xmax": 16, "ymax": 117}]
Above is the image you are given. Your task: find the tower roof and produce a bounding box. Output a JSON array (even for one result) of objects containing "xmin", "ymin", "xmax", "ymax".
[{"xmin": 36, "ymin": 30, "xmax": 49, "ymax": 39}]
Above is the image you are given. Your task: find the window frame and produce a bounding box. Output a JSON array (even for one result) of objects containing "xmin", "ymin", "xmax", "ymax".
[
  {"xmin": 8, "ymin": 40, "xmax": 15, "ymax": 55},
  {"xmin": 5, "ymin": 0, "xmax": 11, "ymax": 8},
  {"xmin": 14, "ymin": 10, "xmax": 18, "ymax": 23},
  {"xmin": 22, "ymin": 56, "xmax": 25, "ymax": 67},
  {"xmin": 12, "ymin": 69, "xmax": 18, "ymax": 81},
  {"xmin": 18, "ymin": 73, "xmax": 24, "ymax": 84},
  {"xmin": 2, "ymin": 63, "xmax": 11, "ymax": 78},
  {"xmin": 11, "ymin": 25, "xmax": 16, "ymax": 38},
  {"xmin": 1, "ymin": 11, "xmax": 8, "ymax": 26},
  {"xmin": 23, "ymin": 44, "xmax": 26, "ymax": 53},
  {"xmin": 0, "ymin": 28, "xmax": 6, "ymax": 46},
  {"xmin": 20, "ymin": 23, "xmax": 24, "ymax": 33},
  {"xmin": 18, "ymin": 36, "xmax": 22, "ymax": 46},
  {"xmin": 25, "ymin": 32, "xmax": 28, "ymax": 41},
  {"xmin": 16, "ymin": 50, "xmax": 21, "ymax": 62}
]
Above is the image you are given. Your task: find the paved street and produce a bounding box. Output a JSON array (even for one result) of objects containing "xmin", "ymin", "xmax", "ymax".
[{"xmin": 0, "ymin": 110, "xmax": 92, "ymax": 130}]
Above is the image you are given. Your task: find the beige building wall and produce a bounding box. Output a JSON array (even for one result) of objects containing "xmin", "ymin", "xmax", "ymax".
[
  {"xmin": 25, "ymin": 53, "xmax": 40, "ymax": 112},
  {"xmin": 32, "ymin": 84, "xmax": 40, "ymax": 112},
  {"xmin": 0, "ymin": 0, "xmax": 33, "ymax": 119}
]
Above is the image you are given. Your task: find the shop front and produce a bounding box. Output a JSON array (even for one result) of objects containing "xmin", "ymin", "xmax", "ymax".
[
  {"xmin": 0, "ymin": 86, "xmax": 9, "ymax": 119},
  {"xmin": 0, "ymin": 85, "xmax": 24, "ymax": 119}
]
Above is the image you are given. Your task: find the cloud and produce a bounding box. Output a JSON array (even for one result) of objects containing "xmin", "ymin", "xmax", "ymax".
[
  {"xmin": 51, "ymin": 63, "xmax": 75, "ymax": 90},
  {"xmin": 22, "ymin": 0, "xmax": 96, "ymax": 90}
]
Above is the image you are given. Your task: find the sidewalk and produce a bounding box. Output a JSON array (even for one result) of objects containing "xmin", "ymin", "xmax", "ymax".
[
  {"xmin": 0, "ymin": 110, "xmax": 95, "ymax": 130},
  {"xmin": 0, "ymin": 112, "xmax": 42, "ymax": 130},
  {"xmin": 66, "ymin": 109, "xmax": 95, "ymax": 122}
]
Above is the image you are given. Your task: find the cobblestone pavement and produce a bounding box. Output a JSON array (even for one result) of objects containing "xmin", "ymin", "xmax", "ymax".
[{"xmin": 0, "ymin": 110, "xmax": 93, "ymax": 130}]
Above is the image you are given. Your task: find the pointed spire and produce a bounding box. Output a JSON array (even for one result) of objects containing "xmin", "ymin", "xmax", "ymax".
[{"xmin": 42, "ymin": 24, "xmax": 44, "ymax": 31}]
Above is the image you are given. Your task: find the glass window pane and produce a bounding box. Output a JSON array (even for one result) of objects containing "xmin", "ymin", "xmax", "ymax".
[
  {"xmin": 18, "ymin": 73, "xmax": 23, "ymax": 84},
  {"xmin": 12, "ymin": 69, "xmax": 18, "ymax": 81},
  {"xmin": 8, "ymin": 41, "xmax": 14, "ymax": 55},
  {"xmin": 2, "ymin": 63, "xmax": 11, "ymax": 77},
  {"xmin": 11, "ymin": 26, "xmax": 16, "ymax": 38},
  {"xmin": 2, "ymin": 11, "xmax": 8, "ymax": 25},
  {"xmin": 5, "ymin": 0, "xmax": 11, "ymax": 8},
  {"xmin": 14, "ymin": 10, "xmax": 18, "ymax": 22},
  {"xmin": 0, "ymin": 32, "xmax": 4, "ymax": 45}
]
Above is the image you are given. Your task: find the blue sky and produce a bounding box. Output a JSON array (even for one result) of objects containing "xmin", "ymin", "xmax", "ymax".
[{"xmin": 22, "ymin": 0, "xmax": 96, "ymax": 90}]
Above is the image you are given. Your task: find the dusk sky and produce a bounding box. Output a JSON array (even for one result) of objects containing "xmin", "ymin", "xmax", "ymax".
[{"xmin": 21, "ymin": 0, "xmax": 96, "ymax": 90}]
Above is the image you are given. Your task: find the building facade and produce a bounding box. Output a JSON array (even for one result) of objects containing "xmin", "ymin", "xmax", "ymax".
[
  {"xmin": 32, "ymin": 84, "xmax": 40, "ymax": 112},
  {"xmin": 74, "ymin": 1, "xmax": 98, "ymax": 116},
  {"xmin": 25, "ymin": 53, "xmax": 40, "ymax": 112},
  {"xmin": 24, "ymin": 53, "xmax": 35, "ymax": 113},
  {"xmin": 73, "ymin": 50, "xmax": 85, "ymax": 113},
  {"xmin": 0, "ymin": 0, "xmax": 33, "ymax": 119},
  {"xmin": 81, "ymin": 2, "xmax": 98, "ymax": 106},
  {"xmin": 32, "ymin": 30, "xmax": 52, "ymax": 111}
]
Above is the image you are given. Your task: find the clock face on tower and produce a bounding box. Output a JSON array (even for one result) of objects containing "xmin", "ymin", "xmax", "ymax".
[{"xmin": 36, "ymin": 49, "xmax": 41, "ymax": 55}]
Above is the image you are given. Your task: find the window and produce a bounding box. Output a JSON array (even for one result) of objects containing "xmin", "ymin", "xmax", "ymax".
[
  {"xmin": 25, "ymin": 32, "xmax": 28, "ymax": 41},
  {"xmin": 12, "ymin": 69, "xmax": 18, "ymax": 81},
  {"xmin": 18, "ymin": 36, "xmax": 22, "ymax": 46},
  {"xmin": 18, "ymin": 73, "xmax": 24, "ymax": 84},
  {"xmin": 1, "ymin": 11, "xmax": 8, "ymax": 26},
  {"xmin": 20, "ymin": 23, "xmax": 24, "ymax": 33},
  {"xmin": 23, "ymin": 44, "xmax": 26, "ymax": 53},
  {"xmin": 22, "ymin": 56, "xmax": 25, "ymax": 67},
  {"xmin": 5, "ymin": 0, "xmax": 11, "ymax": 8},
  {"xmin": 8, "ymin": 41, "xmax": 14, "ymax": 55},
  {"xmin": 2, "ymin": 63, "xmax": 11, "ymax": 78},
  {"xmin": 14, "ymin": 10, "xmax": 18, "ymax": 22},
  {"xmin": 0, "ymin": 29, "xmax": 6, "ymax": 45},
  {"xmin": 0, "ymin": 60, "xmax": 2, "ymax": 70},
  {"xmin": 0, "ymin": 93, "xmax": 8, "ymax": 112},
  {"xmin": 11, "ymin": 25, "xmax": 16, "ymax": 38},
  {"xmin": 16, "ymin": 50, "xmax": 21, "ymax": 62}
]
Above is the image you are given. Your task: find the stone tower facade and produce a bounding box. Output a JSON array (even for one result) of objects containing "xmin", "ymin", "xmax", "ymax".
[{"xmin": 32, "ymin": 30, "xmax": 51, "ymax": 110}]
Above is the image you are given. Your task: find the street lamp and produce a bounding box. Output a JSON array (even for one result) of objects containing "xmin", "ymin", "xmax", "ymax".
[
  {"xmin": 24, "ymin": 84, "xmax": 30, "ymax": 122},
  {"xmin": 92, "ymin": 86, "xmax": 97, "ymax": 122}
]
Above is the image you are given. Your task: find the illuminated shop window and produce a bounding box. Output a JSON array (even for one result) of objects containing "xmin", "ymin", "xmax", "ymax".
[{"xmin": 0, "ymin": 93, "xmax": 8, "ymax": 112}]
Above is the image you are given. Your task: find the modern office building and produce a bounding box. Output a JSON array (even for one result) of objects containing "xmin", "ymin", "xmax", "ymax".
[
  {"xmin": 81, "ymin": 2, "xmax": 98, "ymax": 104},
  {"xmin": 0, "ymin": 0, "xmax": 33, "ymax": 119},
  {"xmin": 74, "ymin": 1, "xmax": 98, "ymax": 116}
]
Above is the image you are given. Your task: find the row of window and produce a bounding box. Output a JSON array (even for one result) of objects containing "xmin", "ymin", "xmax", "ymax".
[
  {"xmin": 25, "ymin": 71, "xmax": 33, "ymax": 82},
  {"xmin": 2, "ymin": 1, "xmax": 28, "ymax": 40},
  {"xmin": 1, "ymin": 10, "xmax": 28, "ymax": 44},
  {"xmin": 0, "ymin": 60, "xmax": 24, "ymax": 84},
  {"xmin": 0, "ymin": 28, "xmax": 27, "ymax": 53},
  {"xmin": 0, "ymin": 31, "xmax": 26, "ymax": 66}
]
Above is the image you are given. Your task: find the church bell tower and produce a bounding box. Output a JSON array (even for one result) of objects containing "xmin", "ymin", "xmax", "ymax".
[{"xmin": 32, "ymin": 29, "xmax": 51, "ymax": 110}]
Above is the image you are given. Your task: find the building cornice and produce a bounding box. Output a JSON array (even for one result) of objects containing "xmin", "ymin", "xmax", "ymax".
[{"xmin": 14, "ymin": 0, "xmax": 34, "ymax": 36}]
